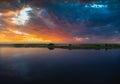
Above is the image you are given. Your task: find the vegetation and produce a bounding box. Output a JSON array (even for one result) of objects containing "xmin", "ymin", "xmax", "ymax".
[{"xmin": 0, "ymin": 43, "xmax": 120, "ymax": 50}]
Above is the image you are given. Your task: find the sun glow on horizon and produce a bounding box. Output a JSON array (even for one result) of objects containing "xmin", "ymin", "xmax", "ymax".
[{"xmin": 0, "ymin": 6, "xmax": 72, "ymax": 43}]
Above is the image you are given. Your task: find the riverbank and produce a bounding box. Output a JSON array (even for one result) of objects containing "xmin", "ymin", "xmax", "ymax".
[{"xmin": 0, "ymin": 43, "xmax": 120, "ymax": 50}]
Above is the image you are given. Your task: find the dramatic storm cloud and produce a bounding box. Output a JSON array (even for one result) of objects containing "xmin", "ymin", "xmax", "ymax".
[{"xmin": 0, "ymin": 0, "xmax": 120, "ymax": 43}]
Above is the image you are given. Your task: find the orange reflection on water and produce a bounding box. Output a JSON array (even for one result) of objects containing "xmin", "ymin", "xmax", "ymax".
[{"xmin": 0, "ymin": 47, "xmax": 66, "ymax": 58}]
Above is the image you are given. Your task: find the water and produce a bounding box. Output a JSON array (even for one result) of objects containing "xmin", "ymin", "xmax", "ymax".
[{"xmin": 0, "ymin": 47, "xmax": 120, "ymax": 83}]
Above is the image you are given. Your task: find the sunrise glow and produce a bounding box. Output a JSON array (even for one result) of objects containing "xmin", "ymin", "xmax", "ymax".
[
  {"xmin": 0, "ymin": 6, "xmax": 71, "ymax": 43},
  {"xmin": 0, "ymin": 0, "xmax": 119, "ymax": 43}
]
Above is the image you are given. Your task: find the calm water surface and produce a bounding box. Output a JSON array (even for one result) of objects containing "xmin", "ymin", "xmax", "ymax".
[{"xmin": 0, "ymin": 47, "xmax": 120, "ymax": 82}]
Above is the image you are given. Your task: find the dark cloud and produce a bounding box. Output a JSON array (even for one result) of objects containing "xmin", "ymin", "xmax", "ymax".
[{"xmin": 0, "ymin": 0, "xmax": 120, "ymax": 43}]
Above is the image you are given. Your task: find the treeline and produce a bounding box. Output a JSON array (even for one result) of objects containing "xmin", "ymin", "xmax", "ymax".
[{"xmin": 1, "ymin": 43, "xmax": 120, "ymax": 50}]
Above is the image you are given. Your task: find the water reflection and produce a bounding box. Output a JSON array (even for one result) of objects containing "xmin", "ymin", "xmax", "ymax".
[{"xmin": 0, "ymin": 47, "xmax": 120, "ymax": 82}]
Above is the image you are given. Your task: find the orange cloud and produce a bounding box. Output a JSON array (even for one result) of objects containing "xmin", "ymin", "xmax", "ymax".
[{"xmin": 0, "ymin": 7, "xmax": 73, "ymax": 43}]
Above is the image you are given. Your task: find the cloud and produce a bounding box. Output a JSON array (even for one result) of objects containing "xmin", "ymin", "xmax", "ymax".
[{"xmin": 0, "ymin": 0, "xmax": 120, "ymax": 43}]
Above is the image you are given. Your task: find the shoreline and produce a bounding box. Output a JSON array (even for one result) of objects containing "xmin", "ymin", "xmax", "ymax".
[{"xmin": 0, "ymin": 43, "xmax": 120, "ymax": 50}]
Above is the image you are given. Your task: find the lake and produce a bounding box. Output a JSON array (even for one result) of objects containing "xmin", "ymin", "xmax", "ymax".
[{"xmin": 0, "ymin": 47, "xmax": 120, "ymax": 83}]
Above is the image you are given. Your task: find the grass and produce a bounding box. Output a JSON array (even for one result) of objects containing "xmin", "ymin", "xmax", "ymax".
[{"xmin": 0, "ymin": 43, "xmax": 120, "ymax": 50}]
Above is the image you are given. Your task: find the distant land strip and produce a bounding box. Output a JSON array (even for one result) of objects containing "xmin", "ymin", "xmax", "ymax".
[{"xmin": 0, "ymin": 43, "xmax": 120, "ymax": 50}]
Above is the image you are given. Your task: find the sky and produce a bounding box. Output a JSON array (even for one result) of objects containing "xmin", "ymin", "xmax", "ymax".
[{"xmin": 0, "ymin": 0, "xmax": 120, "ymax": 43}]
